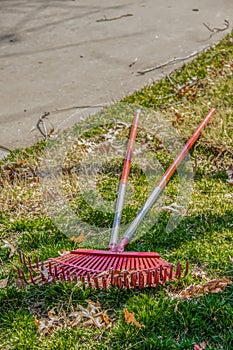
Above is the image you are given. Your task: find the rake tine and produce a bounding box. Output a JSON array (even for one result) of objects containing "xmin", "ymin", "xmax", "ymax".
[
  {"xmin": 54, "ymin": 265, "xmax": 58, "ymax": 278},
  {"xmin": 146, "ymin": 270, "xmax": 152, "ymax": 286},
  {"xmin": 48, "ymin": 261, "xmax": 53, "ymax": 276},
  {"xmin": 169, "ymin": 264, "xmax": 174, "ymax": 280},
  {"xmin": 66, "ymin": 271, "xmax": 71, "ymax": 282},
  {"xmin": 117, "ymin": 276, "xmax": 123, "ymax": 288},
  {"xmin": 59, "ymin": 272, "xmax": 64, "ymax": 282},
  {"xmin": 175, "ymin": 262, "xmax": 182, "ymax": 279},
  {"xmin": 163, "ymin": 268, "xmax": 167, "ymax": 283},
  {"xmin": 139, "ymin": 272, "xmax": 144, "ymax": 289},
  {"xmin": 80, "ymin": 275, "xmax": 85, "ymax": 286},
  {"xmin": 110, "ymin": 270, "xmax": 115, "ymax": 286},
  {"xmin": 184, "ymin": 261, "xmax": 189, "ymax": 277},
  {"xmin": 17, "ymin": 267, "xmax": 28, "ymax": 284},
  {"xmin": 27, "ymin": 256, "xmax": 33, "ymax": 270},
  {"xmin": 130, "ymin": 272, "xmax": 137, "ymax": 288},
  {"xmin": 159, "ymin": 265, "xmax": 163, "ymax": 280},
  {"xmin": 102, "ymin": 277, "xmax": 107, "ymax": 289},
  {"xmin": 123, "ymin": 272, "xmax": 130, "ymax": 289},
  {"xmin": 93, "ymin": 277, "xmax": 100, "ymax": 289},
  {"xmin": 87, "ymin": 273, "xmax": 92, "ymax": 288},
  {"xmin": 61, "ymin": 267, "xmax": 66, "ymax": 280},
  {"xmin": 51, "ymin": 273, "xmax": 56, "ymax": 284},
  {"xmin": 154, "ymin": 269, "xmax": 159, "ymax": 287},
  {"xmin": 29, "ymin": 269, "xmax": 37, "ymax": 285}
]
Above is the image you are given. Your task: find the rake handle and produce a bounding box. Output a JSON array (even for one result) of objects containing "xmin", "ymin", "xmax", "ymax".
[
  {"xmin": 116, "ymin": 108, "xmax": 216, "ymax": 252},
  {"xmin": 109, "ymin": 110, "xmax": 141, "ymax": 251}
]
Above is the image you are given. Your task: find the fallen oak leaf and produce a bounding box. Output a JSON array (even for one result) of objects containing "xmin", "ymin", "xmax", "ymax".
[
  {"xmin": 180, "ymin": 278, "xmax": 232, "ymax": 298},
  {"xmin": 124, "ymin": 309, "xmax": 142, "ymax": 328},
  {"xmin": 102, "ymin": 310, "xmax": 111, "ymax": 326},
  {"xmin": 15, "ymin": 277, "xmax": 27, "ymax": 290},
  {"xmin": 0, "ymin": 277, "xmax": 9, "ymax": 289},
  {"xmin": 202, "ymin": 278, "xmax": 232, "ymax": 293}
]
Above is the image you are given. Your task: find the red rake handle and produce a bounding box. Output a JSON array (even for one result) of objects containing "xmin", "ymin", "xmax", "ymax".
[
  {"xmin": 109, "ymin": 110, "xmax": 141, "ymax": 251},
  {"xmin": 116, "ymin": 108, "xmax": 216, "ymax": 252}
]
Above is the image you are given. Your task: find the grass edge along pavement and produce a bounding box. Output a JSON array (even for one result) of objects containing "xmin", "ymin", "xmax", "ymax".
[{"xmin": 0, "ymin": 32, "xmax": 233, "ymax": 349}]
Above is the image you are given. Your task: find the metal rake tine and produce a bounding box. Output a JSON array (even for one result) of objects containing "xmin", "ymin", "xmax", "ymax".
[
  {"xmin": 163, "ymin": 268, "xmax": 167, "ymax": 283},
  {"xmin": 29, "ymin": 269, "xmax": 37, "ymax": 285},
  {"xmin": 175, "ymin": 262, "xmax": 182, "ymax": 279},
  {"xmin": 93, "ymin": 277, "xmax": 100, "ymax": 289},
  {"xmin": 159, "ymin": 265, "xmax": 163, "ymax": 280},
  {"xmin": 139, "ymin": 272, "xmax": 144, "ymax": 289},
  {"xmin": 184, "ymin": 261, "xmax": 189, "ymax": 277},
  {"xmin": 154, "ymin": 269, "xmax": 159, "ymax": 287},
  {"xmin": 102, "ymin": 277, "xmax": 107, "ymax": 289},
  {"xmin": 124, "ymin": 272, "xmax": 130, "ymax": 289},
  {"xmin": 17, "ymin": 267, "xmax": 28, "ymax": 284},
  {"xmin": 169, "ymin": 264, "xmax": 174, "ymax": 280}
]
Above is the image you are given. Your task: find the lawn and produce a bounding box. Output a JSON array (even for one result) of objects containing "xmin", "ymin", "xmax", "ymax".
[{"xmin": 0, "ymin": 32, "xmax": 233, "ymax": 349}]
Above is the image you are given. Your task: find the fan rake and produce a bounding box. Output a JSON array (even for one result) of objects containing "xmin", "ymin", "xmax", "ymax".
[{"xmin": 18, "ymin": 108, "xmax": 215, "ymax": 289}]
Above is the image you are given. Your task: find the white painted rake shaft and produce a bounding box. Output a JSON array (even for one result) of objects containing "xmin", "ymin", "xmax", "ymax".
[{"xmin": 109, "ymin": 110, "xmax": 141, "ymax": 251}]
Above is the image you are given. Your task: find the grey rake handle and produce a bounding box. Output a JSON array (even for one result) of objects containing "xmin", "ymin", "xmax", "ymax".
[
  {"xmin": 115, "ymin": 108, "xmax": 216, "ymax": 252},
  {"xmin": 109, "ymin": 110, "xmax": 141, "ymax": 251}
]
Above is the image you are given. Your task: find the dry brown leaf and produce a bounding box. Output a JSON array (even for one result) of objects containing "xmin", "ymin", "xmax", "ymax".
[
  {"xmin": 15, "ymin": 277, "xmax": 27, "ymax": 290},
  {"xmin": 34, "ymin": 301, "xmax": 113, "ymax": 337},
  {"xmin": 102, "ymin": 311, "xmax": 111, "ymax": 326},
  {"xmin": 70, "ymin": 233, "xmax": 85, "ymax": 243},
  {"xmin": 0, "ymin": 277, "xmax": 9, "ymax": 289},
  {"xmin": 48, "ymin": 307, "xmax": 63, "ymax": 321},
  {"xmin": 124, "ymin": 309, "xmax": 142, "ymax": 328},
  {"xmin": 180, "ymin": 278, "xmax": 232, "ymax": 298}
]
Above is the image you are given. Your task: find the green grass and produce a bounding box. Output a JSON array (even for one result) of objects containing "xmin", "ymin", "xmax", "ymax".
[{"xmin": 0, "ymin": 33, "xmax": 233, "ymax": 349}]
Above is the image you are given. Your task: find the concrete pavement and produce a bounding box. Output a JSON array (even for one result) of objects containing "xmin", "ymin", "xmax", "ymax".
[{"xmin": 0, "ymin": 0, "xmax": 232, "ymax": 149}]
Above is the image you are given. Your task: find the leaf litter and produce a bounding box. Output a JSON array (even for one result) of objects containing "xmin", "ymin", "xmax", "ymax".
[
  {"xmin": 123, "ymin": 309, "xmax": 142, "ymax": 328},
  {"xmin": 34, "ymin": 300, "xmax": 114, "ymax": 337},
  {"xmin": 169, "ymin": 278, "xmax": 232, "ymax": 300}
]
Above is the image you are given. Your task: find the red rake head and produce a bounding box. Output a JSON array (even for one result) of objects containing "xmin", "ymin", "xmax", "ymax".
[{"xmin": 18, "ymin": 249, "xmax": 188, "ymax": 289}]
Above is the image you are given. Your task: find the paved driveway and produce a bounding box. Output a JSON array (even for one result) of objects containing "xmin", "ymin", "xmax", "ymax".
[{"xmin": 0, "ymin": 0, "xmax": 232, "ymax": 149}]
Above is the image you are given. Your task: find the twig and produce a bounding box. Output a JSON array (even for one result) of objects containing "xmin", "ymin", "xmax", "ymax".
[
  {"xmin": 0, "ymin": 145, "xmax": 11, "ymax": 153},
  {"xmin": 137, "ymin": 47, "xmax": 210, "ymax": 75},
  {"xmin": 52, "ymin": 103, "xmax": 108, "ymax": 113},
  {"xmin": 36, "ymin": 112, "xmax": 50, "ymax": 140},
  {"xmin": 96, "ymin": 13, "xmax": 133, "ymax": 23},
  {"xmin": 129, "ymin": 57, "xmax": 138, "ymax": 68},
  {"xmin": 203, "ymin": 20, "xmax": 229, "ymax": 37}
]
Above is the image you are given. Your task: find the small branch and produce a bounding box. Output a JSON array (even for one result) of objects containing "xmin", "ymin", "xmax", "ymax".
[
  {"xmin": 203, "ymin": 19, "xmax": 229, "ymax": 37},
  {"xmin": 129, "ymin": 57, "xmax": 138, "ymax": 68},
  {"xmin": 96, "ymin": 13, "xmax": 133, "ymax": 23},
  {"xmin": 0, "ymin": 145, "xmax": 11, "ymax": 153},
  {"xmin": 137, "ymin": 48, "xmax": 209, "ymax": 75},
  {"xmin": 52, "ymin": 103, "xmax": 108, "ymax": 113},
  {"xmin": 36, "ymin": 112, "xmax": 50, "ymax": 140}
]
